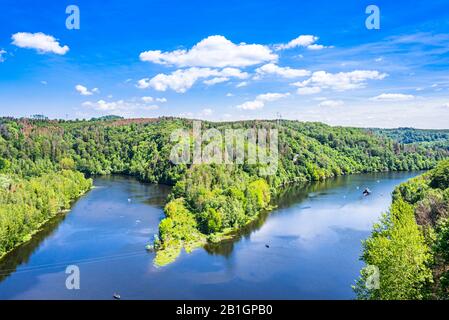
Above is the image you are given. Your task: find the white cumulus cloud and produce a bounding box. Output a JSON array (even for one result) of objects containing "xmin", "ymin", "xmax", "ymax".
[
  {"xmin": 255, "ymin": 63, "xmax": 310, "ymax": 79},
  {"xmin": 75, "ymin": 85, "xmax": 98, "ymax": 96},
  {"xmin": 11, "ymin": 32, "xmax": 69, "ymax": 55},
  {"xmin": 276, "ymin": 35, "xmax": 331, "ymax": 51},
  {"xmin": 236, "ymin": 81, "xmax": 248, "ymax": 88},
  {"xmin": 141, "ymin": 96, "xmax": 154, "ymax": 103},
  {"xmin": 138, "ymin": 67, "xmax": 248, "ymax": 93},
  {"xmin": 0, "ymin": 49, "xmax": 6, "ymax": 62},
  {"xmin": 139, "ymin": 35, "xmax": 277, "ymax": 68},
  {"xmin": 203, "ymin": 77, "xmax": 230, "ymax": 85},
  {"xmin": 236, "ymin": 92, "xmax": 290, "ymax": 110},
  {"xmin": 82, "ymin": 99, "xmax": 159, "ymax": 116},
  {"xmin": 370, "ymin": 93, "xmax": 415, "ymax": 101},
  {"xmin": 297, "ymin": 86, "xmax": 322, "ymax": 95},
  {"xmin": 141, "ymin": 96, "xmax": 167, "ymax": 103},
  {"xmin": 293, "ymin": 70, "xmax": 387, "ymax": 91}
]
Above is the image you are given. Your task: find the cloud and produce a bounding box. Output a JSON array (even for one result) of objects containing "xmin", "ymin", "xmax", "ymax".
[
  {"xmin": 318, "ymin": 99, "xmax": 344, "ymax": 107},
  {"xmin": 255, "ymin": 63, "xmax": 310, "ymax": 79},
  {"xmin": 11, "ymin": 32, "xmax": 69, "ymax": 55},
  {"xmin": 293, "ymin": 70, "xmax": 387, "ymax": 91},
  {"xmin": 141, "ymin": 96, "xmax": 154, "ymax": 103},
  {"xmin": 236, "ymin": 100, "xmax": 264, "ymax": 110},
  {"xmin": 297, "ymin": 86, "xmax": 322, "ymax": 95},
  {"xmin": 136, "ymin": 79, "xmax": 151, "ymax": 89},
  {"xmin": 204, "ymin": 77, "xmax": 230, "ymax": 85},
  {"xmin": 236, "ymin": 81, "xmax": 248, "ymax": 88},
  {"xmin": 236, "ymin": 92, "xmax": 290, "ymax": 110},
  {"xmin": 75, "ymin": 85, "xmax": 98, "ymax": 96},
  {"xmin": 82, "ymin": 99, "xmax": 159, "ymax": 114},
  {"xmin": 370, "ymin": 93, "xmax": 415, "ymax": 101},
  {"xmin": 141, "ymin": 96, "xmax": 167, "ymax": 103},
  {"xmin": 139, "ymin": 35, "xmax": 277, "ymax": 68},
  {"xmin": 276, "ymin": 35, "xmax": 331, "ymax": 51},
  {"xmin": 307, "ymin": 44, "xmax": 329, "ymax": 50},
  {"xmin": 0, "ymin": 49, "xmax": 6, "ymax": 62},
  {"xmin": 138, "ymin": 67, "xmax": 248, "ymax": 92}
]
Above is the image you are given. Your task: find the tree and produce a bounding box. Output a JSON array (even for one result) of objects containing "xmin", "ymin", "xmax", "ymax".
[
  {"xmin": 205, "ymin": 208, "xmax": 222, "ymax": 233},
  {"xmin": 430, "ymin": 159, "xmax": 449, "ymax": 190},
  {"xmin": 354, "ymin": 199, "xmax": 432, "ymax": 300},
  {"xmin": 0, "ymin": 157, "xmax": 10, "ymax": 173},
  {"xmin": 59, "ymin": 157, "xmax": 76, "ymax": 170}
]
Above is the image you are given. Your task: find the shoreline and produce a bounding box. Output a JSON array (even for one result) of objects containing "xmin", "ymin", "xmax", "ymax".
[{"xmin": 0, "ymin": 186, "xmax": 93, "ymax": 262}]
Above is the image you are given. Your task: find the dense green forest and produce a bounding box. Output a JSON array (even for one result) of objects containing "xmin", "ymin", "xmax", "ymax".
[
  {"xmin": 0, "ymin": 117, "xmax": 448, "ymax": 265},
  {"xmin": 0, "ymin": 169, "xmax": 92, "ymax": 259},
  {"xmin": 354, "ymin": 159, "xmax": 449, "ymax": 299},
  {"xmin": 372, "ymin": 127, "xmax": 449, "ymax": 145}
]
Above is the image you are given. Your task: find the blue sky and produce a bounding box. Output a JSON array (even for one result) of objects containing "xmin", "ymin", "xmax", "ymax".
[{"xmin": 1, "ymin": 0, "xmax": 449, "ymax": 128}]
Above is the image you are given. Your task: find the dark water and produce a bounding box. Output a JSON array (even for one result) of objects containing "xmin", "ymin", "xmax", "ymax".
[{"xmin": 0, "ymin": 172, "xmax": 420, "ymax": 299}]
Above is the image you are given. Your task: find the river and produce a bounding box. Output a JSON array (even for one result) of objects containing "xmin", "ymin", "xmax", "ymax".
[{"xmin": 0, "ymin": 171, "xmax": 420, "ymax": 299}]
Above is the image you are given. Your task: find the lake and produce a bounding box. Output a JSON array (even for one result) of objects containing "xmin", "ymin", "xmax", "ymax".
[{"xmin": 0, "ymin": 171, "xmax": 420, "ymax": 299}]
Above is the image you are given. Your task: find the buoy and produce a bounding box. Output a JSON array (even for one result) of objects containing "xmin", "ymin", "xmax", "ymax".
[{"xmin": 113, "ymin": 293, "xmax": 121, "ymax": 300}]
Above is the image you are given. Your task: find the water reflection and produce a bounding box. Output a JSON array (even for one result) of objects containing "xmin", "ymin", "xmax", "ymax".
[{"xmin": 0, "ymin": 212, "xmax": 69, "ymax": 283}]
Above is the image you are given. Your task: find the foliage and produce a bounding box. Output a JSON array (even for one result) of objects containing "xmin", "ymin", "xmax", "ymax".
[
  {"xmin": 372, "ymin": 128, "xmax": 449, "ymax": 144},
  {"xmin": 430, "ymin": 159, "xmax": 449, "ymax": 190},
  {"xmin": 0, "ymin": 170, "xmax": 92, "ymax": 258},
  {"xmin": 357, "ymin": 159, "xmax": 449, "ymax": 300},
  {"xmin": 354, "ymin": 199, "xmax": 432, "ymax": 300}
]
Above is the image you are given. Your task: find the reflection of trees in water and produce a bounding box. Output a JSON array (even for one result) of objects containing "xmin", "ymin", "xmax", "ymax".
[
  {"xmin": 99, "ymin": 174, "xmax": 172, "ymax": 207},
  {"xmin": 0, "ymin": 212, "xmax": 68, "ymax": 283},
  {"xmin": 204, "ymin": 175, "xmax": 352, "ymax": 258}
]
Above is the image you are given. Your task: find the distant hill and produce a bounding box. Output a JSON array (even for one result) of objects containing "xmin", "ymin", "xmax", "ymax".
[
  {"xmin": 370, "ymin": 127, "xmax": 449, "ymax": 144},
  {"xmin": 90, "ymin": 115, "xmax": 124, "ymax": 121}
]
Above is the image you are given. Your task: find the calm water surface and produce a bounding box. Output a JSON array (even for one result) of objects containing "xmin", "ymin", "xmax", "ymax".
[{"xmin": 0, "ymin": 172, "xmax": 420, "ymax": 299}]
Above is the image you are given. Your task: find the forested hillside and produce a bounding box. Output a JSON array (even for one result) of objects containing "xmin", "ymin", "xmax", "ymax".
[
  {"xmin": 355, "ymin": 160, "xmax": 449, "ymax": 299},
  {"xmin": 372, "ymin": 128, "xmax": 449, "ymax": 145},
  {"xmin": 0, "ymin": 117, "xmax": 448, "ymax": 265},
  {"xmin": 0, "ymin": 170, "xmax": 92, "ymax": 259}
]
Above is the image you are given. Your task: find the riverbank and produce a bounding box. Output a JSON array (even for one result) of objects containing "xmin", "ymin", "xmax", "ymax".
[
  {"xmin": 355, "ymin": 160, "xmax": 449, "ymax": 299},
  {"xmin": 0, "ymin": 170, "xmax": 93, "ymax": 260}
]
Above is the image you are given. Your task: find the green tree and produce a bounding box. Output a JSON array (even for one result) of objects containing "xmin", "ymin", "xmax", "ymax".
[
  {"xmin": 354, "ymin": 199, "xmax": 433, "ymax": 300},
  {"xmin": 59, "ymin": 157, "xmax": 76, "ymax": 170},
  {"xmin": 430, "ymin": 159, "xmax": 449, "ymax": 190}
]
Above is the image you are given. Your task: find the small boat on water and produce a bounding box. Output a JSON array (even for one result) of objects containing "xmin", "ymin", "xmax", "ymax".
[{"xmin": 362, "ymin": 188, "xmax": 372, "ymax": 196}]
